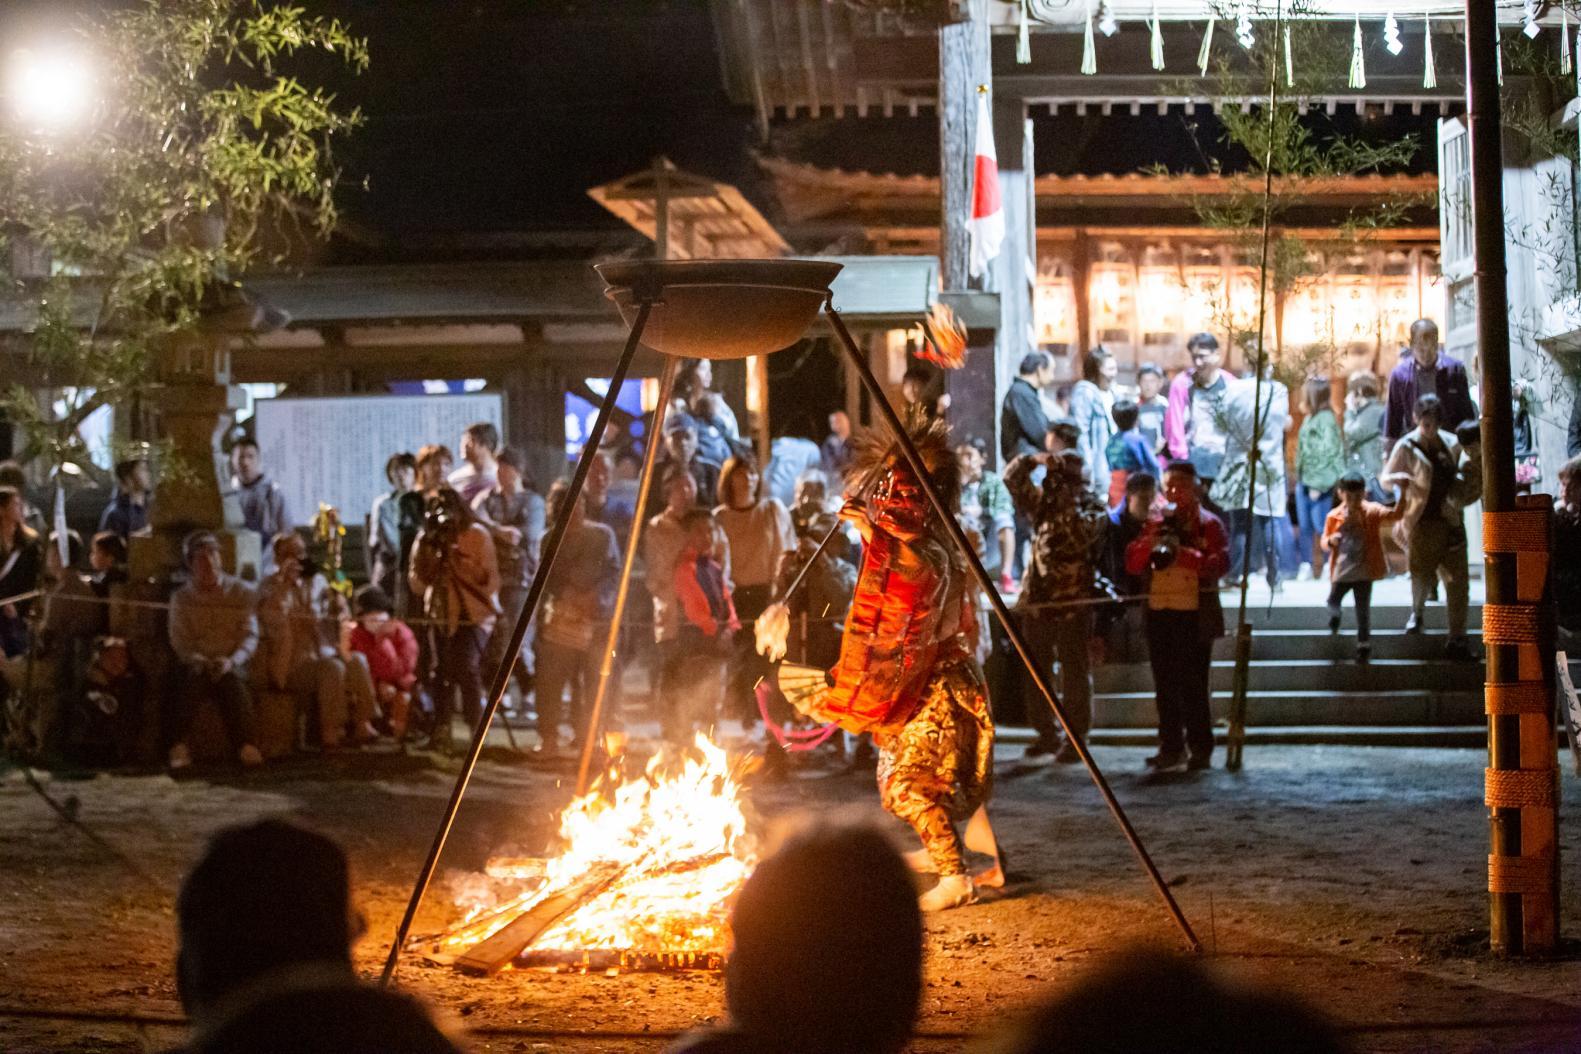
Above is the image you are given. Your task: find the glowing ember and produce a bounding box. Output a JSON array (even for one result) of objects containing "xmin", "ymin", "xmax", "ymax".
[{"xmin": 437, "ymin": 736, "xmax": 755, "ymax": 967}]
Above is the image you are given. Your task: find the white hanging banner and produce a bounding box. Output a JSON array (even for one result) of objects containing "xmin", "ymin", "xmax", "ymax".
[
  {"xmin": 1423, "ymin": 11, "xmax": 1437, "ymax": 89},
  {"xmin": 1151, "ymin": 0, "xmax": 1166, "ymax": 71},
  {"xmin": 1082, "ymin": 0, "xmax": 1098, "ymax": 75},
  {"xmin": 1348, "ymin": 14, "xmax": 1366, "ymax": 89},
  {"xmin": 1198, "ymin": 16, "xmax": 1215, "ymax": 76}
]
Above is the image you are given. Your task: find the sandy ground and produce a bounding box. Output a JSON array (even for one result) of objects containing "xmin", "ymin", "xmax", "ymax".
[{"xmin": 2, "ymin": 736, "xmax": 1579, "ymax": 1053}]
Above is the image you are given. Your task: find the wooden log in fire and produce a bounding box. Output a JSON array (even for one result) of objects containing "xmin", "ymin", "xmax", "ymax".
[{"xmin": 453, "ymin": 862, "xmax": 627, "ymax": 977}]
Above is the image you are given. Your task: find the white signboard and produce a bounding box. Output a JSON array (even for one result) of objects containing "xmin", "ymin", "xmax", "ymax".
[{"xmin": 254, "ymin": 393, "xmax": 503, "ymax": 532}]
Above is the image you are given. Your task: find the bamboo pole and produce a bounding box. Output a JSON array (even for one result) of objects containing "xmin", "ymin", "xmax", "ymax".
[
  {"xmin": 826, "ymin": 305, "xmax": 1200, "ymax": 953},
  {"xmin": 379, "ymin": 301, "xmax": 654, "ymax": 986}
]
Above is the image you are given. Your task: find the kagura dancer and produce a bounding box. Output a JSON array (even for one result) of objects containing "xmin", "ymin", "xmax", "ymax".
[{"xmin": 761, "ymin": 416, "xmax": 999, "ymax": 911}]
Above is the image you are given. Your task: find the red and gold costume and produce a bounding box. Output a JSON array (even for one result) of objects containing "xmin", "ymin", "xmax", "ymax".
[{"xmin": 793, "ymin": 420, "xmax": 995, "ymax": 878}]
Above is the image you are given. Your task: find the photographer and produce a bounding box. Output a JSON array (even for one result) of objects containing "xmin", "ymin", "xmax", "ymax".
[
  {"xmin": 1124, "ymin": 461, "xmax": 1230, "ymax": 773},
  {"xmin": 258, "ymin": 533, "xmax": 377, "ymax": 750},
  {"xmin": 1004, "ymin": 447, "xmax": 1108, "ymax": 764},
  {"xmin": 409, "ymin": 486, "xmax": 500, "ymax": 753}
]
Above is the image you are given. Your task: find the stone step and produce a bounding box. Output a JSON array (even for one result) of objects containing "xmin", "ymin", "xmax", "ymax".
[
  {"xmin": 1091, "ymin": 689, "xmax": 1485, "ymax": 728},
  {"xmin": 1219, "ymin": 604, "xmax": 1483, "ymax": 631},
  {"xmin": 1204, "ymin": 630, "xmax": 1484, "ymax": 662},
  {"xmin": 1093, "ymin": 659, "xmax": 1483, "ymax": 694}
]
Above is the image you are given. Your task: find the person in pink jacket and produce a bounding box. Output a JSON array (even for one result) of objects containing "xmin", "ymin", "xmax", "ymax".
[{"xmin": 345, "ymin": 585, "xmax": 419, "ymax": 740}]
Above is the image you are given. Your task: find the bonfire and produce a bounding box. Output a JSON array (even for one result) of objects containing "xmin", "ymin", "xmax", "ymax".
[{"xmin": 415, "ymin": 736, "xmax": 757, "ymax": 975}]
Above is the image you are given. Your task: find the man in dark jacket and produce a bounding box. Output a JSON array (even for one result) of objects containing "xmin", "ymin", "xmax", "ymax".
[
  {"xmin": 1384, "ymin": 319, "xmax": 1476, "ymax": 450},
  {"xmin": 1000, "ymin": 351, "xmax": 1055, "ymax": 462}
]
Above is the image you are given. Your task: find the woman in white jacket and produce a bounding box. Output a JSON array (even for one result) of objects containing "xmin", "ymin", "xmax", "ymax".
[{"xmin": 1069, "ymin": 347, "xmax": 1118, "ymax": 501}]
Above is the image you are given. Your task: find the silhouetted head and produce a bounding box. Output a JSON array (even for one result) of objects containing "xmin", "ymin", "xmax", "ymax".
[{"xmin": 725, "ymin": 824, "xmax": 922, "ymax": 1054}]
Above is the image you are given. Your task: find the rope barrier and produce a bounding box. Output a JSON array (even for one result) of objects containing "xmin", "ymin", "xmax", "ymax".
[
  {"xmin": 1487, "ymin": 852, "xmax": 1557, "ymax": 896},
  {"xmin": 1482, "ymin": 603, "xmax": 1542, "ymax": 646},
  {"xmin": 1483, "ymin": 767, "xmax": 1559, "ymax": 810},
  {"xmin": 1483, "ymin": 681, "xmax": 1551, "ymax": 716},
  {"xmin": 1482, "ymin": 508, "xmax": 1551, "ymax": 554}
]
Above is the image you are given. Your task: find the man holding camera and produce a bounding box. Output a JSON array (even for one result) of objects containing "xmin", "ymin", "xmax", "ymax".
[
  {"xmin": 1125, "ymin": 461, "xmax": 1230, "ymax": 772},
  {"xmin": 1005, "ymin": 447, "xmax": 1108, "ymax": 764}
]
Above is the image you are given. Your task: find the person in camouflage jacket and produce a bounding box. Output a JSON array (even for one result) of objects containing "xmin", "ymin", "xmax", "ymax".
[{"xmin": 1004, "ymin": 450, "xmax": 1108, "ymax": 762}]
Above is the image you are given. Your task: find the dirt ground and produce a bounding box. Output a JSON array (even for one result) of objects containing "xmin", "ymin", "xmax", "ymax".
[{"xmin": 2, "ymin": 738, "xmax": 1580, "ymax": 1053}]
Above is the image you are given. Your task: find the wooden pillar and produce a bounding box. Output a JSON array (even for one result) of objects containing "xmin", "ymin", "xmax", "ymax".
[{"xmin": 990, "ymin": 96, "xmax": 1035, "ymax": 468}]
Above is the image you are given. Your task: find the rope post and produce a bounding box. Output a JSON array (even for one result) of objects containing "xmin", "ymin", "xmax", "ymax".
[
  {"xmin": 1482, "ymin": 499, "xmax": 1561, "ymax": 955},
  {"xmin": 1465, "ymin": 0, "xmax": 1558, "ymax": 957}
]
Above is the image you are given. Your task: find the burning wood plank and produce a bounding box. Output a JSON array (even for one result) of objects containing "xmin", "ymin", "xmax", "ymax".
[{"xmin": 453, "ymin": 861, "xmax": 628, "ymax": 977}]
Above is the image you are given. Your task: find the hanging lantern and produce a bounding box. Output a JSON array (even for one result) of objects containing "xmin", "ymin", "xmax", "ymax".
[
  {"xmin": 1423, "ymin": 12, "xmax": 1437, "ymax": 89},
  {"xmin": 1017, "ymin": 0, "xmax": 1031, "ymax": 64},
  {"xmin": 1198, "ymin": 17, "xmax": 1215, "ymax": 76},
  {"xmin": 1280, "ymin": 261, "xmax": 1332, "ymax": 352},
  {"xmin": 1082, "ymin": 0, "xmax": 1098, "ymax": 75},
  {"xmin": 1150, "ymin": 0, "xmax": 1165, "ymax": 71},
  {"xmin": 1349, "ymin": 14, "xmax": 1367, "ymax": 90}
]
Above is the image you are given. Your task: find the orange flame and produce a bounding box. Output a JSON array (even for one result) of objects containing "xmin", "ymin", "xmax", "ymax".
[
  {"xmin": 439, "ymin": 736, "xmax": 756, "ymax": 962},
  {"xmin": 917, "ymin": 301, "xmax": 968, "ymax": 369}
]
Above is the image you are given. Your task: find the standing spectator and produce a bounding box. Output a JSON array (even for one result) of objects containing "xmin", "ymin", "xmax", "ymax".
[
  {"xmin": 957, "ymin": 443, "xmax": 1016, "ymax": 592},
  {"xmin": 691, "ymin": 391, "xmax": 741, "ymax": 468},
  {"xmin": 676, "ymin": 359, "xmax": 740, "ymax": 440},
  {"xmin": 1382, "ymin": 394, "xmax": 1473, "ymax": 657},
  {"xmin": 1000, "ymin": 352, "xmax": 1055, "ymax": 461},
  {"xmin": 714, "ymin": 455, "xmax": 795, "ymax": 724},
  {"xmin": 1125, "ymin": 462, "xmax": 1230, "ymax": 772},
  {"xmin": 1135, "ymin": 362, "xmax": 1168, "ymax": 454},
  {"xmin": 0, "ymin": 485, "xmax": 43, "ymax": 658},
  {"xmin": 258, "ymin": 532, "xmax": 377, "ymax": 749},
  {"xmin": 669, "ymin": 508, "xmax": 739, "ymax": 742},
  {"xmin": 345, "ymin": 585, "xmax": 419, "ymax": 741},
  {"xmin": 398, "ymin": 445, "xmax": 453, "ymax": 597},
  {"xmin": 1343, "ymin": 371, "xmax": 1387, "ymax": 496},
  {"xmin": 902, "ymin": 364, "xmax": 947, "ymax": 419},
  {"xmin": 409, "ymin": 487, "xmax": 500, "ymax": 753},
  {"xmin": 473, "ymin": 447, "xmax": 545, "ymax": 701},
  {"xmin": 764, "ymin": 432, "xmax": 822, "ymax": 508},
  {"xmin": 167, "ymin": 531, "xmax": 263, "ymax": 770},
  {"xmin": 1103, "ymin": 400, "xmax": 1162, "ymax": 508},
  {"xmin": 1069, "ymin": 347, "xmax": 1119, "ymax": 499},
  {"xmin": 1211, "ymin": 367, "xmax": 1292, "ymax": 591},
  {"xmin": 1512, "ymin": 381, "xmax": 1540, "ymax": 495},
  {"xmin": 660, "ymin": 419, "xmax": 721, "ymax": 508},
  {"xmin": 98, "ymin": 457, "xmax": 152, "ymax": 540},
  {"xmin": 1006, "ymin": 449, "xmax": 1108, "ymax": 763},
  {"xmin": 1101, "ymin": 473, "xmax": 1159, "ymax": 599},
  {"xmin": 1554, "ymin": 455, "xmax": 1581, "ymax": 635},
  {"xmin": 1048, "ymin": 383, "xmax": 1073, "ymax": 421},
  {"xmin": 1294, "ymin": 377, "xmax": 1344, "ymax": 578},
  {"xmin": 1045, "ymin": 419, "xmax": 1080, "ymax": 455},
  {"xmin": 775, "ymin": 507, "xmax": 857, "ymax": 670},
  {"xmin": 1321, "ymin": 472, "xmax": 1406, "ymax": 664},
  {"xmin": 88, "ymin": 531, "xmax": 128, "ymax": 596},
  {"xmin": 645, "ymin": 468, "xmax": 729, "ymax": 719},
  {"xmin": 230, "ymin": 437, "xmax": 292, "ymax": 556},
  {"xmin": 0, "ymin": 461, "xmax": 46, "ymax": 534},
  {"xmin": 583, "ymin": 449, "xmax": 633, "ymax": 550},
  {"xmin": 533, "ymin": 480, "xmax": 620, "ymax": 755},
  {"xmin": 1163, "ymin": 334, "xmax": 1231, "ymax": 491},
  {"xmin": 822, "ymin": 409, "xmax": 854, "ymax": 481},
  {"xmin": 789, "ymin": 468, "xmax": 834, "ymax": 538},
  {"xmin": 365, "ymin": 452, "xmax": 415, "ymax": 605},
  {"xmin": 1384, "ymin": 319, "xmax": 1476, "ymax": 449},
  {"xmin": 448, "ymin": 421, "xmax": 500, "ymax": 505}
]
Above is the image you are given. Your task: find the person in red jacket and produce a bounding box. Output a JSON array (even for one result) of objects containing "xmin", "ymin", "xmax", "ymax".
[
  {"xmin": 345, "ymin": 585, "xmax": 419, "ymax": 740},
  {"xmin": 1125, "ymin": 461, "xmax": 1230, "ymax": 773},
  {"xmin": 1320, "ymin": 471, "xmax": 1406, "ymax": 665}
]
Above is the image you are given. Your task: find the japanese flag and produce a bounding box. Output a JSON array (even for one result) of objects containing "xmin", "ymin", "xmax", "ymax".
[{"xmin": 967, "ymin": 91, "xmax": 1004, "ymax": 280}]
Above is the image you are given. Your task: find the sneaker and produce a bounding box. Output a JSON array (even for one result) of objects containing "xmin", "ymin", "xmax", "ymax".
[
  {"xmin": 1144, "ymin": 751, "xmax": 1186, "ymax": 773},
  {"xmin": 918, "ymin": 873, "xmax": 977, "ymax": 912},
  {"xmin": 998, "ymin": 573, "xmax": 1017, "ymax": 594},
  {"xmin": 1185, "ymin": 753, "xmax": 1213, "ymax": 771},
  {"xmin": 168, "ymin": 742, "xmax": 193, "ymax": 771},
  {"xmin": 238, "ymin": 744, "xmax": 264, "ymax": 767},
  {"xmin": 1355, "ymin": 642, "xmax": 1372, "ymax": 665},
  {"xmin": 1052, "ymin": 741, "xmax": 1084, "ymax": 765},
  {"xmin": 1444, "ymin": 639, "xmax": 1476, "ymax": 663},
  {"xmin": 1327, "ymin": 610, "xmax": 1341, "ymax": 634},
  {"xmin": 1403, "ymin": 612, "xmax": 1422, "ymax": 635},
  {"xmin": 1297, "ymin": 562, "xmax": 1313, "ymax": 582}
]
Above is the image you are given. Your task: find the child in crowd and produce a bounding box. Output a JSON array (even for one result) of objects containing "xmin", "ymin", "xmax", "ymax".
[
  {"xmin": 1320, "ymin": 471, "xmax": 1404, "ymax": 664},
  {"xmin": 344, "ymin": 585, "xmax": 419, "ymax": 739},
  {"xmin": 668, "ymin": 508, "xmax": 739, "ymax": 743},
  {"xmin": 88, "ymin": 531, "xmax": 128, "ymax": 597},
  {"xmin": 1103, "ymin": 399, "xmax": 1162, "ymax": 508}
]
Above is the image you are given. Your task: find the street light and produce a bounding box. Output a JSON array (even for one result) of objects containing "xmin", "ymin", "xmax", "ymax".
[{"xmin": 5, "ymin": 46, "xmax": 95, "ymax": 130}]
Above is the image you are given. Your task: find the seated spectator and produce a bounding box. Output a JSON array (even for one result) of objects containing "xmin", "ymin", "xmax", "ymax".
[
  {"xmin": 669, "ymin": 824, "xmax": 922, "ymax": 1054},
  {"xmin": 1103, "ymin": 399, "xmax": 1162, "ymax": 508},
  {"xmin": 174, "ymin": 820, "xmax": 461, "ymax": 1054},
  {"xmin": 0, "ymin": 484, "xmax": 44, "ymax": 658},
  {"xmin": 667, "ymin": 508, "xmax": 738, "ymax": 743},
  {"xmin": 259, "ymin": 532, "xmax": 377, "ymax": 750},
  {"xmin": 99, "ymin": 456, "xmax": 152, "ymax": 540},
  {"xmin": 167, "ymin": 531, "xmax": 263, "ymax": 770},
  {"xmin": 345, "ymin": 585, "xmax": 419, "ymax": 741},
  {"xmin": 88, "ymin": 531, "xmax": 128, "ymax": 597},
  {"xmin": 1322, "ymin": 471, "xmax": 1406, "ymax": 665},
  {"xmin": 984, "ymin": 948, "xmax": 1346, "ymax": 1054}
]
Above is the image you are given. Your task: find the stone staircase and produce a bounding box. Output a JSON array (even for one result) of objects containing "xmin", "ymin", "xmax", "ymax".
[{"xmin": 1086, "ymin": 582, "xmax": 1488, "ymax": 748}]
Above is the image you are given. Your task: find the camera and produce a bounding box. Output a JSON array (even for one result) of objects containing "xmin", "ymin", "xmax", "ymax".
[{"xmin": 1148, "ymin": 540, "xmax": 1178, "ymax": 572}]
